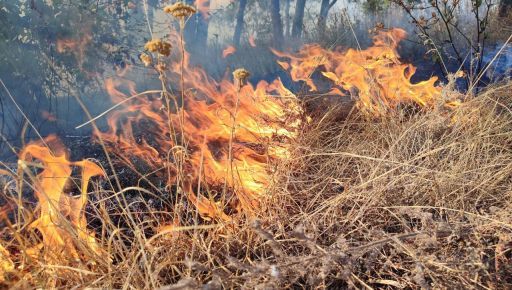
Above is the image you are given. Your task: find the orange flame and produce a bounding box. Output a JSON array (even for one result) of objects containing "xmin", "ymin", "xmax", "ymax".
[
  {"xmin": 273, "ymin": 28, "xmax": 443, "ymax": 115},
  {"xmin": 97, "ymin": 41, "xmax": 301, "ymax": 219},
  {"xmin": 0, "ymin": 244, "xmax": 13, "ymax": 283},
  {"xmin": 222, "ymin": 45, "xmax": 236, "ymax": 58},
  {"xmin": 249, "ymin": 35, "xmax": 257, "ymax": 47},
  {"xmin": 18, "ymin": 135, "xmax": 104, "ymax": 262}
]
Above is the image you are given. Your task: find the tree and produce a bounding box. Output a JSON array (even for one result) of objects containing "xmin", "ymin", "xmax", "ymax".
[
  {"xmin": 291, "ymin": 0, "xmax": 306, "ymax": 39},
  {"xmin": 499, "ymin": 0, "xmax": 512, "ymax": 17},
  {"xmin": 0, "ymin": 1, "xmax": 144, "ymax": 146},
  {"xmin": 184, "ymin": 0, "xmax": 210, "ymax": 53},
  {"xmin": 270, "ymin": 0, "xmax": 284, "ymax": 48},
  {"xmin": 233, "ymin": 0, "xmax": 249, "ymax": 47},
  {"xmin": 318, "ymin": 0, "xmax": 337, "ymax": 28},
  {"xmin": 284, "ymin": 0, "xmax": 292, "ymax": 37}
]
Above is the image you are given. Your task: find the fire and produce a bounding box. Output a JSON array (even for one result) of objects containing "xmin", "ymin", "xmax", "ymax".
[
  {"xmin": 222, "ymin": 45, "xmax": 236, "ymax": 58},
  {"xmin": 0, "ymin": 244, "xmax": 13, "ymax": 283},
  {"xmin": 273, "ymin": 28, "xmax": 443, "ymax": 115},
  {"xmin": 17, "ymin": 135, "xmax": 104, "ymax": 262},
  {"xmin": 96, "ymin": 38, "xmax": 301, "ymax": 219},
  {"xmin": 249, "ymin": 35, "xmax": 257, "ymax": 47}
]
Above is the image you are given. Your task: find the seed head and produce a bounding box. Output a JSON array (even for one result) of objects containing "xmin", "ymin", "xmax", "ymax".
[
  {"xmin": 140, "ymin": 53, "xmax": 152, "ymax": 66},
  {"xmin": 233, "ymin": 68, "xmax": 250, "ymax": 88},
  {"xmin": 164, "ymin": 2, "xmax": 197, "ymax": 19},
  {"xmin": 156, "ymin": 63, "xmax": 167, "ymax": 73},
  {"xmin": 144, "ymin": 39, "xmax": 172, "ymax": 56},
  {"xmin": 233, "ymin": 68, "xmax": 250, "ymax": 82}
]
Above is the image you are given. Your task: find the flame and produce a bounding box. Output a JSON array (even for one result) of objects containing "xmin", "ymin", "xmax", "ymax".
[
  {"xmin": 249, "ymin": 35, "xmax": 257, "ymax": 47},
  {"xmin": 96, "ymin": 40, "xmax": 301, "ymax": 219},
  {"xmin": 0, "ymin": 244, "xmax": 13, "ymax": 283},
  {"xmin": 18, "ymin": 135, "xmax": 104, "ymax": 262},
  {"xmin": 273, "ymin": 28, "xmax": 443, "ymax": 115},
  {"xmin": 222, "ymin": 45, "xmax": 236, "ymax": 58}
]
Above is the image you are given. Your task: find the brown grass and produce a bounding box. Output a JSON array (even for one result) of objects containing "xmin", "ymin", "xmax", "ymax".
[{"xmin": 2, "ymin": 82, "xmax": 512, "ymax": 289}]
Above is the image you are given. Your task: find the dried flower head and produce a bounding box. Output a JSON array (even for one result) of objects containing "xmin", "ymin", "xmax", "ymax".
[
  {"xmin": 233, "ymin": 68, "xmax": 250, "ymax": 88},
  {"xmin": 156, "ymin": 63, "xmax": 167, "ymax": 73},
  {"xmin": 144, "ymin": 39, "xmax": 172, "ymax": 56},
  {"xmin": 164, "ymin": 2, "xmax": 197, "ymax": 19},
  {"xmin": 455, "ymin": 70, "xmax": 465, "ymax": 78},
  {"xmin": 140, "ymin": 53, "xmax": 152, "ymax": 66},
  {"xmin": 233, "ymin": 68, "xmax": 250, "ymax": 81}
]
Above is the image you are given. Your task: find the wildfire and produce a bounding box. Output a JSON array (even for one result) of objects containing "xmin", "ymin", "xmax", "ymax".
[
  {"xmin": 96, "ymin": 37, "xmax": 302, "ymax": 219},
  {"xmin": 17, "ymin": 135, "xmax": 104, "ymax": 262},
  {"xmin": 273, "ymin": 28, "xmax": 444, "ymax": 115},
  {"xmin": 0, "ymin": 244, "xmax": 13, "ymax": 283}
]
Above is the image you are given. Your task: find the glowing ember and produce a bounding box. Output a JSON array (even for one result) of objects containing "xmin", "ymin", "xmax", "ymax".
[
  {"xmin": 273, "ymin": 28, "xmax": 443, "ymax": 115},
  {"xmin": 18, "ymin": 135, "xmax": 104, "ymax": 262}
]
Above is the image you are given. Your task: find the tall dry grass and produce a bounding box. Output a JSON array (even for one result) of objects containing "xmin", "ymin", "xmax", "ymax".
[{"xmin": 1, "ymin": 81, "xmax": 511, "ymax": 289}]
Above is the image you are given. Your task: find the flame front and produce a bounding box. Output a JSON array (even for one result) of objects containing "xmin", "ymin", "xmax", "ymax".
[
  {"xmin": 97, "ymin": 41, "xmax": 301, "ymax": 219},
  {"xmin": 273, "ymin": 28, "xmax": 443, "ymax": 115},
  {"xmin": 18, "ymin": 136, "xmax": 104, "ymax": 262}
]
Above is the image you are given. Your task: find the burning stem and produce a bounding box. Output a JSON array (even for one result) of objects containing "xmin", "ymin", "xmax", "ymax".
[
  {"xmin": 223, "ymin": 86, "xmax": 241, "ymax": 204},
  {"xmin": 176, "ymin": 20, "xmax": 188, "ymax": 213},
  {"xmin": 179, "ymin": 20, "xmax": 187, "ymax": 147}
]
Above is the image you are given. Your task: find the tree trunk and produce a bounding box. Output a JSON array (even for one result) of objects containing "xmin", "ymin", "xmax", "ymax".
[
  {"xmin": 270, "ymin": 0, "xmax": 284, "ymax": 48},
  {"xmin": 195, "ymin": 1, "xmax": 210, "ymax": 49},
  {"xmin": 184, "ymin": 0, "xmax": 197, "ymax": 47},
  {"xmin": 318, "ymin": 0, "xmax": 337, "ymax": 28},
  {"xmin": 284, "ymin": 0, "xmax": 291, "ymax": 37},
  {"xmin": 499, "ymin": 0, "xmax": 512, "ymax": 17},
  {"xmin": 184, "ymin": 0, "xmax": 210, "ymax": 52},
  {"xmin": 291, "ymin": 0, "xmax": 306, "ymax": 39},
  {"xmin": 233, "ymin": 0, "xmax": 248, "ymax": 47}
]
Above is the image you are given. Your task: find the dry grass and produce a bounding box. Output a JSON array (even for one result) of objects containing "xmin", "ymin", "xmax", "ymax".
[{"xmin": 1, "ymin": 82, "xmax": 512, "ymax": 289}]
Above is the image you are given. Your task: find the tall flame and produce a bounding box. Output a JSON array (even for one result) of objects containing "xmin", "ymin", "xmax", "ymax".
[
  {"xmin": 97, "ymin": 42, "xmax": 301, "ymax": 219},
  {"xmin": 18, "ymin": 135, "xmax": 104, "ymax": 262},
  {"xmin": 273, "ymin": 28, "xmax": 443, "ymax": 115}
]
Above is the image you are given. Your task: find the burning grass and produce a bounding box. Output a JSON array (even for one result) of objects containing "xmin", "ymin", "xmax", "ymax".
[
  {"xmin": 0, "ymin": 7, "xmax": 511, "ymax": 287},
  {"xmin": 1, "ymin": 82, "xmax": 511, "ymax": 288}
]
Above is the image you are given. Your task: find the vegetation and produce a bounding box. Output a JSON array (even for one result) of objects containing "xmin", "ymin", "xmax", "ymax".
[{"xmin": 0, "ymin": 0, "xmax": 511, "ymax": 289}]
